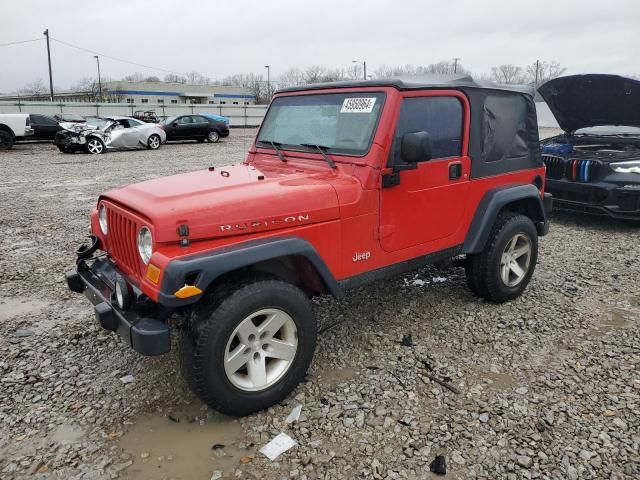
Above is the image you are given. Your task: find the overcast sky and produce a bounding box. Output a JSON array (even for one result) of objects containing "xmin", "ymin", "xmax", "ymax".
[{"xmin": 1, "ymin": 0, "xmax": 638, "ymax": 92}]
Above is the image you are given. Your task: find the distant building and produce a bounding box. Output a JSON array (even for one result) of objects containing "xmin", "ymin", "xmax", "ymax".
[{"xmin": 0, "ymin": 81, "xmax": 255, "ymax": 105}]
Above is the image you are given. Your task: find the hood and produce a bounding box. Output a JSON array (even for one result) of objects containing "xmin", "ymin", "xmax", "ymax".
[
  {"xmin": 59, "ymin": 122, "xmax": 101, "ymax": 134},
  {"xmin": 538, "ymin": 74, "xmax": 640, "ymax": 133},
  {"xmin": 102, "ymin": 164, "xmax": 344, "ymax": 242}
]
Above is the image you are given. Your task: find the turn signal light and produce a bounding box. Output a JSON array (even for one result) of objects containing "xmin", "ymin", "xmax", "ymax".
[
  {"xmin": 174, "ymin": 285, "xmax": 203, "ymax": 299},
  {"xmin": 146, "ymin": 264, "xmax": 161, "ymax": 284}
]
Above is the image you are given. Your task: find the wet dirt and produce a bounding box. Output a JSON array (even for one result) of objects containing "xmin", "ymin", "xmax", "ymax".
[
  {"xmin": 117, "ymin": 401, "xmax": 248, "ymax": 480},
  {"xmin": 0, "ymin": 297, "xmax": 49, "ymax": 322},
  {"xmin": 314, "ymin": 366, "xmax": 359, "ymax": 388}
]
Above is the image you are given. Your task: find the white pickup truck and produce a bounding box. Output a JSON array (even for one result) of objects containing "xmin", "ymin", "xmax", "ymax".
[{"xmin": 0, "ymin": 114, "xmax": 34, "ymax": 150}]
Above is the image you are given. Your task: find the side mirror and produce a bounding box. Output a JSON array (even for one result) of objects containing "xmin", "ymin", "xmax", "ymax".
[
  {"xmin": 172, "ymin": 122, "xmax": 178, "ymax": 127},
  {"xmin": 401, "ymin": 131, "xmax": 432, "ymax": 163}
]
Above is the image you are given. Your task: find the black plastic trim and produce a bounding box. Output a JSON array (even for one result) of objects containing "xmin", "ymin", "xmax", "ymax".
[
  {"xmin": 158, "ymin": 236, "xmax": 341, "ymax": 305},
  {"xmin": 338, "ymin": 245, "xmax": 462, "ymax": 291},
  {"xmin": 463, "ymin": 184, "xmax": 549, "ymax": 254}
]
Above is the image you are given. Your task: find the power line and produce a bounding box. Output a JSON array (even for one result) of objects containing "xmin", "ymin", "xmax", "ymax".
[
  {"xmin": 0, "ymin": 37, "xmax": 44, "ymax": 47},
  {"xmin": 50, "ymin": 37, "xmax": 184, "ymax": 76}
]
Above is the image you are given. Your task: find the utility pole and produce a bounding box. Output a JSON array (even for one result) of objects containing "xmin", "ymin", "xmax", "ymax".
[
  {"xmin": 43, "ymin": 29, "xmax": 54, "ymax": 101},
  {"xmin": 94, "ymin": 55, "xmax": 103, "ymax": 102},
  {"xmin": 352, "ymin": 60, "xmax": 367, "ymax": 80},
  {"xmin": 534, "ymin": 59, "xmax": 540, "ymax": 90},
  {"xmin": 453, "ymin": 57, "xmax": 461, "ymax": 74},
  {"xmin": 264, "ymin": 65, "xmax": 271, "ymax": 102}
]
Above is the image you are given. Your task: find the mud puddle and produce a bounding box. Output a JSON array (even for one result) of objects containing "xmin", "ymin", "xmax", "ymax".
[{"xmin": 117, "ymin": 401, "xmax": 247, "ymax": 480}]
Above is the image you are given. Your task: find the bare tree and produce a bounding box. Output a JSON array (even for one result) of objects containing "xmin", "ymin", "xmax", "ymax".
[
  {"xmin": 144, "ymin": 76, "xmax": 161, "ymax": 83},
  {"xmin": 303, "ymin": 65, "xmax": 327, "ymax": 84},
  {"xmin": 222, "ymin": 73, "xmax": 268, "ymax": 104},
  {"xmin": 490, "ymin": 64, "xmax": 525, "ymax": 84},
  {"xmin": 164, "ymin": 74, "xmax": 187, "ymax": 84},
  {"xmin": 277, "ymin": 68, "xmax": 305, "ymax": 89},
  {"xmin": 122, "ymin": 72, "xmax": 146, "ymax": 82},
  {"xmin": 346, "ymin": 63, "xmax": 364, "ymax": 80},
  {"xmin": 525, "ymin": 60, "xmax": 566, "ymax": 87},
  {"xmin": 185, "ymin": 71, "xmax": 210, "ymax": 85},
  {"xmin": 20, "ymin": 79, "xmax": 47, "ymax": 96}
]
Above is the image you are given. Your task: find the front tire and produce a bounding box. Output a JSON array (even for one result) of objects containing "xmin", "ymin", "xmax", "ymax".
[
  {"xmin": 180, "ymin": 279, "xmax": 316, "ymax": 416},
  {"xmin": 0, "ymin": 130, "xmax": 14, "ymax": 150},
  {"xmin": 85, "ymin": 137, "xmax": 105, "ymax": 154},
  {"xmin": 147, "ymin": 134, "xmax": 161, "ymax": 150},
  {"xmin": 465, "ymin": 212, "xmax": 538, "ymax": 303}
]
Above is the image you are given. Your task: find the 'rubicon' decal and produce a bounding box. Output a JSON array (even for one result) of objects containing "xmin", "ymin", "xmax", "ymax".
[{"xmin": 219, "ymin": 214, "xmax": 310, "ymax": 233}]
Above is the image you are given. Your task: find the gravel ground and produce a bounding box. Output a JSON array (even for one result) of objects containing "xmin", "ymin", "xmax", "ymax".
[{"xmin": 0, "ymin": 130, "xmax": 638, "ymax": 480}]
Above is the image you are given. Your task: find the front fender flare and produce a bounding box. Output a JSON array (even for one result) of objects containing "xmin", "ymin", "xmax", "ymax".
[
  {"xmin": 157, "ymin": 236, "xmax": 339, "ymax": 306},
  {"xmin": 462, "ymin": 184, "xmax": 549, "ymax": 254}
]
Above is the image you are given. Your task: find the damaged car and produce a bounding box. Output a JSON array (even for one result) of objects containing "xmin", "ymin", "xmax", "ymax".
[
  {"xmin": 539, "ymin": 74, "xmax": 640, "ymax": 220},
  {"xmin": 54, "ymin": 116, "xmax": 166, "ymax": 154}
]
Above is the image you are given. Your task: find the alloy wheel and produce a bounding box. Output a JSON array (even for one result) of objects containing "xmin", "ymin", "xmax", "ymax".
[
  {"xmin": 500, "ymin": 233, "xmax": 532, "ymax": 287},
  {"xmin": 224, "ymin": 308, "xmax": 298, "ymax": 392},
  {"xmin": 208, "ymin": 131, "xmax": 219, "ymax": 142},
  {"xmin": 87, "ymin": 139, "xmax": 103, "ymax": 154},
  {"xmin": 148, "ymin": 135, "xmax": 160, "ymax": 149}
]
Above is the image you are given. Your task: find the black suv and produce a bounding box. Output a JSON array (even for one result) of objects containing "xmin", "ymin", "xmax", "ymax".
[
  {"xmin": 539, "ymin": 74, "xmax": 640, "ymax": 220},
  {"xmin": 161, "ymin": 114, "xmax": 229, "ymax": 143}
]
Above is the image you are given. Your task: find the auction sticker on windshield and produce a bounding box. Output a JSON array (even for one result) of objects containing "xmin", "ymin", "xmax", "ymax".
[{"xmin": 341, "ymin": 97, "xmax": 377, "ymax": 113}]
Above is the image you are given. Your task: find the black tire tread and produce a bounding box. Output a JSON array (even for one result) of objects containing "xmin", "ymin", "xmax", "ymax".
[{"xmin": 180, "ymin": 277, "xmax": 315, "ymax": 416}]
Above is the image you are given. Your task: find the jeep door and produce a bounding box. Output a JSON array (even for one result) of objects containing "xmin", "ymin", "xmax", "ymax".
[{"xmin": 379, "ymin": 92, "xmax": 471, "ymax": 252}]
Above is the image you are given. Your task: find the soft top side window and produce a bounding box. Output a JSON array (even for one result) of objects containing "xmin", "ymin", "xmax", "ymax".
[{"xmin": 391, "ymin": 96, "xmax": 463, "ymax": 166}]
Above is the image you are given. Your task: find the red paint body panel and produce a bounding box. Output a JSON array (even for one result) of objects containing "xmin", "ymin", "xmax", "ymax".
[{"xmin": 90, "ymin": 85, "xmax": 546, "ymax": 303}]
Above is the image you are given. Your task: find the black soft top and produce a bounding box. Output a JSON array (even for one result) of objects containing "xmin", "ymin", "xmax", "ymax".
[
  {"xmin": 276, "ymin": 74, "xmax": 535, "ymax": 97},
  {"xmin": 277, "ymin": 75, "xmax": 541, "ymax": 179}
]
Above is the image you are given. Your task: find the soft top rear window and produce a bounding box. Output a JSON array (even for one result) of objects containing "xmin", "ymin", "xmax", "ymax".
[{"xmin": 257, "ymin": 92, "xmax": 386, "ymax": 156}]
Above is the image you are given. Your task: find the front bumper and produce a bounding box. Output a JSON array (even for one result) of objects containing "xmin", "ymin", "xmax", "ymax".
[
  {"xmin": 546, "ymin": 178, "xmax": 640, "ymax": 220},
  {"xmin": 66, "ymin": 256, "xmax": 170, "ymax": 356}
]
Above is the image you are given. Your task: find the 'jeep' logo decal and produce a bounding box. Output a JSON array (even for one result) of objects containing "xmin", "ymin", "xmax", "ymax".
[
  {"xmin": 219, "ymin": 214, "xmax": 310, "ymax": 232},
  {"xmin": 352, "ymin": 251, "xmax": 371, "ymax": 262}
]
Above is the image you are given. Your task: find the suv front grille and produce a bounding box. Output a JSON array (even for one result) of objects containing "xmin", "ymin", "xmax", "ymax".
[
  {"xmin": 542, "ymin": 155, "xmax": 602, "ymax": 182},
  {"xmin": 106, "ymin": 207, "xmax": 141, "ymax": 278}
]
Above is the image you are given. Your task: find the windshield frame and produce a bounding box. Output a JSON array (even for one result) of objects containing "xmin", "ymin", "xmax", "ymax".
[{"xmin": 255, "ymin": 90, "xmax": 387, "ymax": 159}]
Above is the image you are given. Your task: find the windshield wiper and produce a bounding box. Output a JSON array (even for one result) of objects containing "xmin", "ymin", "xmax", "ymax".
[
  {"xmin": 259, "ymin": 140, "xmax": 287, "ymax": 163},
  {"xmin": 300, "ymin": 143, "xmax": 337, "ymax": 169}
]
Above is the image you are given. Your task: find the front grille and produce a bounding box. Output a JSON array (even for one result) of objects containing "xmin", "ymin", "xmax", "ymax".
[
  {"xmin": 542, "ymin": 155, "xmax": 602, "ymax": 182},
  {"xmin": 106, "ymin": 207, "xmax": 141, "ymax": 278},
  {"xmin": 542, "ymin": 155, "xmax": 565, "ymax": 179}
]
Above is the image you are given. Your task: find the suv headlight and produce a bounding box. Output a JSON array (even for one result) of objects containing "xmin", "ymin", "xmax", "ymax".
[
  {"xmin": 98, "ymin": 204, "xmax": 108, "ymax": 234},
  {"xmin": 137, "ymin": 227, "xmax": 153, "ymax": 264},
  {"xmin": 610, "ymin": 160, "xmax": 640, "ymax": 174}
]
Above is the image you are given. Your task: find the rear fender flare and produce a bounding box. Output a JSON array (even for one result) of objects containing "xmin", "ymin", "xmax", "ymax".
[
  {"xmin": 463, "ymin": 184, "xmax": 548, "ymax": 254},
  {"xmin": 158, "ymin": 236, "xmax": 340, "ymax": 306}
]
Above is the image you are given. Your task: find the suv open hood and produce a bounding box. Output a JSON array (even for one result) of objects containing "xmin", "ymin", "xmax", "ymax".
[
  {"xmin": 538, "ymin": 74, "xmax": 640, "ymax": 133},
  {"xmin": 102, "ymin": 164, "xmax": 341, "ymax": 243}
]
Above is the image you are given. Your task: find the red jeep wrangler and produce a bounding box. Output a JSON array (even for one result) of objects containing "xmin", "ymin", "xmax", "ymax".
[{"xmin": 67, "ymin": 76, "xmax": 552, "ymax": 416}]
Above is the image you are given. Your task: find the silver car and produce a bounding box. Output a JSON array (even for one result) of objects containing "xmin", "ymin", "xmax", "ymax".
[{"xmin": 54, "ymin": 116, "xmax": 166, "ymax": 154}]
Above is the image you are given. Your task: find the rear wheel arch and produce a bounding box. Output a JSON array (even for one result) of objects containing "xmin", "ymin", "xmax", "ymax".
[
  {"xmin": 0, "ymin": 124, "xmax": 16, "ymax": 137},
  {"xmin": 463, "ymin": 184, "xmax": 547, "ymax": 254}
]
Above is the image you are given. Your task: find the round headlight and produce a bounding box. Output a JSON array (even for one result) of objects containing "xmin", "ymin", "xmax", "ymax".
[
  {"xmin": 137, "ymin": 226, "xmax": 153, "ymax": 264},
  {"xmin": 98, "ymin": 204, "xmax": 108, "ymax": 235}
]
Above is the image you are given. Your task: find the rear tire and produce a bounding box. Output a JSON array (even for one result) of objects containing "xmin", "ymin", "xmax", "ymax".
[
  {"xmin": 465, "ymin": 212, "xmax": 538, "ymax": 303},
  {"xmin": 180, "ymin": 279, "xmax": 316, "ymax": 416},
  {"xmin": 0, "ymin": 130, "xmax": 14, "ymax": 150},
  {"xmin": 147, "ymin": 134, "xmax": 161, "ymax": 150}
]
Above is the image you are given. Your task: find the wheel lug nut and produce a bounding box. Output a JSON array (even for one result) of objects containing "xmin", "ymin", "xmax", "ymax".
[
  {"xmin": 253, "ymin": 352, "xmax": 260, "ymax": 360},
  {"xmin": 244, "ymin": 348, "xmax": 251, "ymax": 355}
]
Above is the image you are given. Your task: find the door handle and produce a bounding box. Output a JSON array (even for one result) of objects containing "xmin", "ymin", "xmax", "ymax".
[{"xmin": 449, "ymin": 162, "xmax": 462, "ymax": 180}]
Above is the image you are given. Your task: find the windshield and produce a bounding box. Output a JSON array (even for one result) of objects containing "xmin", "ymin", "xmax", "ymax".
[
  {"xmin": 256, "ymin": 92, "xmax": 386, "ymax": 156},
  {"xmin": 85, "ymin": 118, "xmax": 110, "ymax": 129},
  {"xmin": 575, "ymin": 125, "xmax": 640, "ymax": 136}
]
